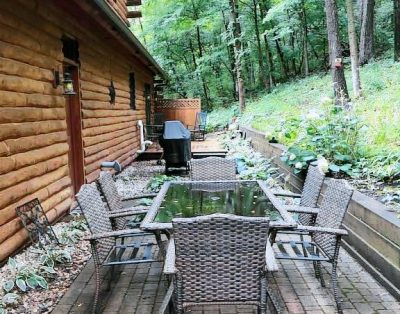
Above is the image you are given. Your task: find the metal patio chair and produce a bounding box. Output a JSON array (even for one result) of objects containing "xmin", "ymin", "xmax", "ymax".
[
  {"xmin": 160, "ymin": 214, "xmax": 280, "ymax": 314},
  {"xmin": 76, "ymin": 183, "xmax": 159, "ymax": 314},
  {"xmin": 98, "ymin": 171, "xmax": 157, "ymax": 230},
  {"xmin": 274, "ymin": 164, "xmax": 326, "ymax": 226},
  {"xmin": 188, "ymin": 112, "xmax": 207, "ymax": 141},
  {"xmin": 272, "ymin": 179, "xmax": 354, "ymax": 313},
  {"xmin": 15, "ymin": 198, "xmax": 59, "ymax": 248},
  {"xmin": 144, "ymin": 112, "xmax": 165, "ymax": 142},
  {"xmin": 190, "ymin": 157, "xmax": 236, "ymax": 181}
]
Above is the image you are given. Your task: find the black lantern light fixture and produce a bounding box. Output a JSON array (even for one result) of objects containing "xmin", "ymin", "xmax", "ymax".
[
  {"xmin": 63, "ymin": 71, "xmax": 76, "ymax": 95},
  {"xmin": 108, "ymin": 80, "xmax": 116, "ymax": 104}
]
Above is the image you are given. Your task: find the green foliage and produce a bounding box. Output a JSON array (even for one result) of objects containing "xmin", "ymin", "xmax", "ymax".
[
  {"xmin": 146, "ymin": 175, "xmax": 179, "ymax": 192},
  {"xmin": 221, "ymin": 131, "xmax": 278, "ymax": 181}
]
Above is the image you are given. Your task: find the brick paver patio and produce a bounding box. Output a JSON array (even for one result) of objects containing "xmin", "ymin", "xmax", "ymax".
[{"xmin": 52, "ymin": 234, "xmax": 400, "ymax": 314}]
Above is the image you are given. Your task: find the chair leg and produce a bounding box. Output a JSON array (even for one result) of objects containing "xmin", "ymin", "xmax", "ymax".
[
  {"xmin": 91, "ymin": 249, "xmax": 101, "ymax": 314},
  {"xmin": 107, "ymin": 265, "xmax": 115, "ymax": 291},
  {"xmin": 332, "ymin": 261, "xmax": 343, "ymax": 313},
  {"xmin": 317, "ymin": 261, "xmax": 326, "ymax": 287},
  {"xmin": 175, "ymin": 275, "xmax": 184, "ymax": 314},
  {"xmin": 259, "ymin": 274, "xmax": 267, "ymax": 314}
]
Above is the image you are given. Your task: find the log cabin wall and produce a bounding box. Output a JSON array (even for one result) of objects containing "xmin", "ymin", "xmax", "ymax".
[
  {"xmin": 106, "ymin": 0, "xmax": 129, "ymax": 23},
  {"xmin": 0, "ymin": 0, "xmax": 157, "ymax": 262}
]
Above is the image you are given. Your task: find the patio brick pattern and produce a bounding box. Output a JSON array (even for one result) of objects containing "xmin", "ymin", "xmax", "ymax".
[{"xmin": 52, "ymin": 234, "xmax": 400, "ymax": 314}]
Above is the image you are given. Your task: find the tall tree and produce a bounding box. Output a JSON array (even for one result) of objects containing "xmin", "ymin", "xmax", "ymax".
[
  {"xmin": 359, "ymin": 0, "xmax": 375, "ymax": 65},
  {"xmin": 324, "ymin": 0, "xmax": 349, "ymax": 105},
  {"xmin": 230, "ymin": 0, "xmax": 245, "ymax": 112},
  {"xmin": 346, "ymin": 0, "xmax": 362, "ymax": 97},
  {"xmin": 300, "ymin": 0, "xmax": 309, "ymax": 76},
  {"xmin": 252, "ymin": 0, "xmax": 270, "ymax": 91},
  {"xmin": 395, "ymin": 0, "xmax": 400, "ymax": 61}
]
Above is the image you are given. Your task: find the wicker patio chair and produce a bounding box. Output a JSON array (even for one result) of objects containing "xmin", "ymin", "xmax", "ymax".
[
  {"xmin": 190, "ymin": 157, "xmax": 236, "ymax": 181},
  {"xmin": 160, "ymin": 214, "xmax": 280, "ymax": 314},
  {"xmin": 76, "ymin": 183, "xmax": 159, "ymax": 314},
  {"xmin": 98, "ymin": 171, "xmax": 157, "ymax": 230},
  {"xmin": 272, "ymin": 179, "xmax": 354, "ymax": 313},
  {"xmin": 188, "ymin": 112, "xmax": 207, "ymax": 141},
  {"xmin": 274, "ymin": 164, "xmax": 326, "ymax": 226}
]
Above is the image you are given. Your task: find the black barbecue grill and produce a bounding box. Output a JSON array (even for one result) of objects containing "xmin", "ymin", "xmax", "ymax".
[{"xmin": 159, "ymin": 121, "xmax": 191, "ymax": 173}]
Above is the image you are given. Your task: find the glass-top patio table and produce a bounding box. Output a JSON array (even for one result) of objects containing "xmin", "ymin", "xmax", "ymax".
[{"xmin": 140, "ymin": 180, "xmax": 297, "ymax": 232}]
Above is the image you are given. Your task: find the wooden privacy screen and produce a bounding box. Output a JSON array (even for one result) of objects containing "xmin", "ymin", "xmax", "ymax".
[{"xmin": 155, "ymin": 99, "xmax": 201, "ymax": 126}]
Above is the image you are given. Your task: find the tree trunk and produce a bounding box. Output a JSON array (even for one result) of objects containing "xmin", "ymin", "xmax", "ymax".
[
  {"xmin": 259, "ymin": 2, "xmax": 275, "ymax": 87},
  {"xmin": 252, "ymin": 0, "xmax": 270, "ymax": 91},
  {"xmin": 300, "ymin": 0, "xmax": 309, "ymax": 76},
  {"xmin": 230, "ymin": 0, "xmax": 245, "ymax": 113},
  {"xmin": 324, "ymin": 0, "xmax": 350, "ymax": 106},
  {"xmin": 275, "ymin": 36, "xmax": 289, "ymax": 80},
  {"xmin": 395, "ymin": 0, "xmax": 400, "ymax": 61},
  {"xmin": 359, "ymin": 0, "xmax": 375, "ymax": 65},
  {"xmin": 346, "ymin": 0, "xmax": 362, "ymax": 98},
  {"xmin": 222, "ymin": 10, "xmax": 238, "ymax": 99}
]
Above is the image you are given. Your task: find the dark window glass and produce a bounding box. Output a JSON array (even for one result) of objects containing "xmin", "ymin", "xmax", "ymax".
[
  {"xmin": 129, "ymin": 72, "xmax": 136, "ymax": 110},
  {"xmin": 62, "ymin": 37, "xmax": 79, "ymax": 62}
]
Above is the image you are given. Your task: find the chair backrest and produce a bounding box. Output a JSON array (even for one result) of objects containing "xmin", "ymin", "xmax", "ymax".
[
  {"xmin": 173, "ymin": 214, "xmax": 270, "ymax": 303},
  {"xmin": 298, "ymin": 164, "xmax": 326, "ymax": 225},
  {"xmin": 98, "ymin": 171, "xmax": 126, "ymax": 230},
  {"xmin": 15, "ymin": 198, "xmax": 59, "ymax": 247},
  {"xmin": 195, "ymin": 112, "xmax": 207, "ymax": 129},
  {"xmin": 154, "ymin": 112, "xmax": 165, "ymax": 125},
  {"xmin": 76, "ymin": 183, "xmax": 114, "ymax": 263},
  {"xmin": 190, "ymin": 157, "xmax": 236, "ymax": 181},
  {"xmin": 313, "ymin": 179, "xmax": 353, "ymax": 259}
]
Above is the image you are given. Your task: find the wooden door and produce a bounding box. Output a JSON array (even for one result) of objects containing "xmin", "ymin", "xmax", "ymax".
[{"xmin": 64, "ymin": 65, "xmax": 84, "ymax": 194}]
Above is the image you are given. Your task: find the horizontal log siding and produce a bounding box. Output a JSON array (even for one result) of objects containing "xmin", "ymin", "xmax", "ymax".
[{"xmin": 0, "ymin": 0, "xmax": 155, "ymax": 261}]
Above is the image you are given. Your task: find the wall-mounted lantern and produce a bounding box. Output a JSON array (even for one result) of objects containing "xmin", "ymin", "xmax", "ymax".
[
  {"xmin": 63, "ymin": 71, "xmax": 76, "ymax": 95},
  {"xmin": 108, "ymin": 80, "xmax": 116, "ymax": 104}
]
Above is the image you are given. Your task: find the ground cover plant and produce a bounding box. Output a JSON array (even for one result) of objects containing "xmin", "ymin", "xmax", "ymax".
[
  {"xmin": 0, "ymin": 216, "xmax": 90, "ymax": 314},
  {"xmin": 210, "ymin": 59, "xmax": 400, "ymax": 215}
]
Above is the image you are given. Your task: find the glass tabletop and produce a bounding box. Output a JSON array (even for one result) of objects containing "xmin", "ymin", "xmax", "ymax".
[{"xmin": 153, "ymin": 181, "xmax": 284, "ymax": 223}]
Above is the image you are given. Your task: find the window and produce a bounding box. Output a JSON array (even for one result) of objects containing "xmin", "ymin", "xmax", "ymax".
[
  {"xmin": 62, "ymin": 36, "xmax": 79, "ymax": 62},
  {"xmin": 129, "ymin": 72, "xmax": 136, "ymax": 110}
]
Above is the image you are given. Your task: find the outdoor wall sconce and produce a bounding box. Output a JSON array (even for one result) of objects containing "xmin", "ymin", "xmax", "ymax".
[
  {"xmin": 62, "ymin": 72, "xmax": 76, "ymax": 95},
  {"xmin": 109, "ymin": 80, "xmax": 116, "ymax": 104}
]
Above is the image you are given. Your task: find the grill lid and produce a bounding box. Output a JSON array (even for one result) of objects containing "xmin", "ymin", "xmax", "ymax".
[{"xmin": 162, "ymin": 121, "xmax": 191, "ymax": 139}]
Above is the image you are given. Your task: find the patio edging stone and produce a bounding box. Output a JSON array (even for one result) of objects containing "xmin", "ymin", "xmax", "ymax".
[{"xmin": 239, "ymin": 125, "xmax": 400, "ymax": 299}]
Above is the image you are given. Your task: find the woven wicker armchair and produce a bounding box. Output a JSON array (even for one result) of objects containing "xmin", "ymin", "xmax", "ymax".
[
  {"xmin": 272, "ymin": 179, "xmax": 353, "ymax": 313},
  {"xmin": 76, "ymin": 183, "xmax": 159, "ymax": 314},
  {"xmin": 274, "ymin": 164, "xmax": 325, "ymax": 226},
  {"xmin": 159, "ymin": 214, "xmax": 280, "ymax": 314},
  {"xmin": 190, "ymin": 157, "xmax": 236, "ymax": 181},
  {"xmin": 98, "ymin": 171, "xmax": 157, "ymax": 230}
]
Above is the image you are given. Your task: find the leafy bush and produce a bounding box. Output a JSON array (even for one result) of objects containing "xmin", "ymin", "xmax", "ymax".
[
  {"xmin": 146, "ymin": 174, "xmax": 179, "ymax": 192},
  {"xmin": 281, "ymin": 107, "xmax": 363, "ymax": 176}
]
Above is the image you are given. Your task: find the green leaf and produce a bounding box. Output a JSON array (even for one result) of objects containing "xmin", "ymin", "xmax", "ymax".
[
  {"xmin": 26, "ymin": 277, "xmax": 38, "ymax": 289},
  {"xmin": 329, "ymin": 164, "xmax": 340, "ymax": 172},
  {"xmin": 15, "ymin": 279, "xmax": 26, "ymax": 292},
  {"xmin": 339, "ymin": 164, "xmax": 352, "ymax": 171},
  {"xmin": 3, "ymin": 280, "xmax": 14, "ymax": 293},
  {"xmin": 35, "ymin": 276, "xmax": 48, "ymax": 289},
  {"xmin": 2, "ymin": 293, "xmax": 19, "ymax": 305},
  {"xmin": 7, "ymin": 258, "xmax": 17, "ymax": 270}
]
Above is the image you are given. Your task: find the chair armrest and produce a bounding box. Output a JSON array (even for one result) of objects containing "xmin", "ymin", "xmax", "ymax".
[
  {"xmin": 122, "ymin": 193, "xmax": 157, "ymax": 201},
  {"xmin": 265, "ymin": 241, "xmax": 279, "ymax": 272},
  {"xmin": 284, "ymin": 205, "xmax": 319, "ymax": 215},
  {"xmin": 163, "ymin": 239, "xmax": 176, "ymax": 275},
  {"xmin": 273, "ymin": 191, "xmax": 302, "ymax": 198},
  {"xmin": 296, "ymin": 225, "xmax": 348, "ymax": 236},
  {"xmin": 107, "ymin": 207, "xmax": 148, "ymax": 218},
  {"xmin": 85, "ymin": 228, "xmax": 147, "ymax": 241}
]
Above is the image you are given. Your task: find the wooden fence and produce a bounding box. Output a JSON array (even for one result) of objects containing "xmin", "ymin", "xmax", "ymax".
[{"xmin": 155, "ymin": 99, "xmax": 201, "ymax": 126}]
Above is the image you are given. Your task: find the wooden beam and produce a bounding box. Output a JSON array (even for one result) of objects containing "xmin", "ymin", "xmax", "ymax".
[
  {"xmin": 127, "ymin": 0, "xmax": 142, "ymax": 6},
  {"xmin": 127, "ymin": 11, "xmax": 142, "ymax": 18}
]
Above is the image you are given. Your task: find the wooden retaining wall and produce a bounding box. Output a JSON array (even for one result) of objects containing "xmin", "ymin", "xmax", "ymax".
[
  {"xmin": 0, "ymin": 0, "xmax": 156, "ymax": 262},
  {"xmin": 240, "ymin": 125, "xmax": 400, "ymax": 298},
  {"xmin": 155, "ymin": 99, "xmax": 201, "ymax": 126}
]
